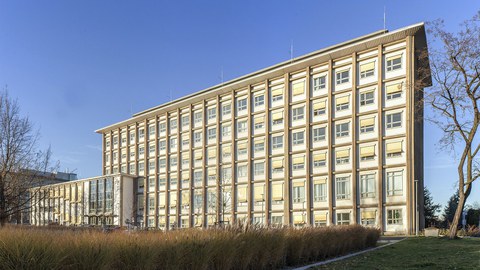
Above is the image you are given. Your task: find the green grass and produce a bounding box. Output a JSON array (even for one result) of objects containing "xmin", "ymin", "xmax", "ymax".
[
  {"xmin": 0, "ymin": 224, "xmax": 380, "ymax": 270},
  {"xmin": 314, "ymin": 237, "xmax": 480, "ymax": 270}
]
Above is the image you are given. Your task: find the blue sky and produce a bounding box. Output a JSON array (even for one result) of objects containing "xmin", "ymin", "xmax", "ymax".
[{"xmin": 1, "ymin": 1, "xmax": 479, "ymax": 208}]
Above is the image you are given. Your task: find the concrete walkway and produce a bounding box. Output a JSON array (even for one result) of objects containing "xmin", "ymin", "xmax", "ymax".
[{"xmin": 289, "ymin": 237, "xmax": 405, "ymax": 270}]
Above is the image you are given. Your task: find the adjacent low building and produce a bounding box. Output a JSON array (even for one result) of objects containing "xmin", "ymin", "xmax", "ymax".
[{"xmin": 31, "ymin": 23, "xmax": 431, "ymax": 234}]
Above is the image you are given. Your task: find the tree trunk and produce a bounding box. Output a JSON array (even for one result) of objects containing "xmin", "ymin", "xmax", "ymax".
[{"xmin": 448, "ymin": 193, "xmax": 467, "ymax": 239}]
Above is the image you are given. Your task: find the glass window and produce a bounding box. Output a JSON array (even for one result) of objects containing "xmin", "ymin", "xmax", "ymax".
[
  {"xmin": 129, "ymin": 131, "xmax": 135, "ymax": 142},
  {"xmin": 386, "ymin": 112, "xmax": 402, "ymax": 128},
  {"xmin": 336, "ymin": 70, "xmax": 349, "ymax": 85},
  {"xmin": 170, "ymin": 137, "xmax": 177, "ymax": 149},
  {"xmin": 170, "ymin": 119, "xmax": 177, "ymax": 130},
  {"xmin": 272, "ymin": 135, "xmax": 283, "ymax": 149},
  {"xmin": 194, "ymin": 132, "xmax": 202, "ymax": 143},
  {"xmin": 170, "ymin": 156, "xmax": 177, "ymax": 167},
  {"xmin": 237, "ymin": 98, "xmax": 247, "ymax": 112},
  {"xmin": 208, "ymin": 128, "xmax": 216, "ymax": 140},
  {"xmin": 181, "ymin": 115, "xmax": 189, "ymax": 127},
  {"xmin": 314, "ymin": 183, "xmax": 327, "ymax": 202},
  {"xmin": 337, "ymin": 213, "xmax": 350, "ymax": 225},
  {"xmin": 292, "ymin": 107, "xmax": 305, "ymax": 121},
  {"xmin": 336, "ymin": 176, "xmax": 350, "ymax": 200},
  {"xmin": 159, "ymin": 159, "xmax": 166, "ymax": 169},
  {"xmin": 360, "ymin": 62, "xmax": 375, "ymax": 78},
  {"xmin": 237, "ymin": 165, "xmax": 247, "ymax": 177},
  {"xmin": 222, "ymin": 104, "xmax": 231, "ymax": 116},
  {"xmin": 222, "ymin": 125, "xmax": 231, "ymax": 137},
  {"xmin": 292, "ymin": 131, "xmax": 305, "ymax": 145},
  {"xmin": 254, "ymin": 162, "xmax": 264, "ymax": 176},
  {"xmin": 387, "ymin": 209, "xmax": 402, "ymax": 224},
  {"xmin": 313, "ymin": 76, "xmax": 326, "ymax": 91},
  {"xmin": 207, "ymin": 108, "xmax": 216, "ymax": 120},
  {"xmin": 335, "ymin": 122, "xmax": 349, "ymax": 138},
  {"xmin": 237, "ymin": 121, "xmax": 247, "ymax": 133},
  {"xmin": 254, "ymin": 141, "xmax": 264, "ymax": 152},
  {"xmin": 194, "ymin": 112, "xmax": 202, "ymax": 124},
  {"xmin": 360, "ymin": 91, "xmax": 375, "ymax": 106},
  {"xmin": 386, "ymin": 55, "xmax": 402, "ymax": 72},
  {"xmin": 360, "ymin": 174, "xmax": 376, "ymax": 198},
  {"xmin": 138, "ymin": 146, "xmax": 145, "ymax": 156},
  {"xmin": 293, "ymin": 185, "xmax": 305, "ymax": 203},
  {"xmin": 148, "ymin": 126, "xmax": 155, "ymax": 138},
  {"xmin": 313, "ymin": 127, "xmax": 326, "ymax": 142},
  {"xmin": 138, "ymin": 129, "xmax": 145, "ymax": 139},
  {"xmin": 387, "ymin": 171, "xmax": 403, "ymax": 196},
  {"xmin": 159, "ymin": 140, "xmax": 166, "ymax": 151},
  {"xmin": 159, "ymin": 123, "xmax": 166, "ymax": 133},
  {"xmin": 254, "ymin": 95, "xmax": 264, "ymax": 107}
]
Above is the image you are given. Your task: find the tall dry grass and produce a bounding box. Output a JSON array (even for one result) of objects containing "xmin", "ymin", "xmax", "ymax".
[{"xmin": 0, "ymin": 224, "xmax": 379, "ymax": 270}]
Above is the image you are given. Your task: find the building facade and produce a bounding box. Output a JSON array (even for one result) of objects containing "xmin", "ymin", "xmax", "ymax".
[{"xmin": 31, "ymin": 23, "xmax": 431, "ymax": 235}]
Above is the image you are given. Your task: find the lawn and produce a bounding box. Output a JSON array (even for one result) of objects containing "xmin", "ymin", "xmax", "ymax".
[{"xmin": 314, "ymin": 237, "xmax": 480, "ymax": 270}]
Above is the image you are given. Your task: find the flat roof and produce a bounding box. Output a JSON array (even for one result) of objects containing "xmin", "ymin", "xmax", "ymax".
[{"xmin": 96, "ymin": 22, "xmax": 427, "ymax": 133}]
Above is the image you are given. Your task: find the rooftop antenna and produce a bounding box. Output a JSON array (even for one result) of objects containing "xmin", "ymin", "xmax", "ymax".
[
  {"xmin": 290, "ymin": 40, "xmax": 294, "ymax": 63},
  {"xmin": 383, "ymin": 6, "xmax": 386, "ymax": 31}
]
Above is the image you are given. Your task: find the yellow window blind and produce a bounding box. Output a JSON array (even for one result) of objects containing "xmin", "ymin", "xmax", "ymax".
[
  {"xmin": 386, "ymin": 82, "xmax": 403, "ymax": 94},
  {"xmin": 238, "ymin": 186, "xmax": 247, "ymax": 203},
  {"xmin": 360, "ymin": 118, "xmax": 375, "ymax": 127},
  {"xmin": 361, "ymin": 211, "xmax": 376, "ymax": 219},
  {"xmin": 336, "ymin": 95, "xmax": 349, "ymax": 105},
  {"xmin": 360, "ymin": 62, "xmax": 375, "ymax": 72},
  {"xmin": 386, "ymin": 142, "xmax": 402, "ymax": 154},
  {"xmin": 336, "ymin": 149, "xmax": 349, "ymax": 158},
  {"xmin": 292, "ymin": 81, "xmax": 305, "ymax": 96},
  {"xmin": 360, "ymin": 146, "xmax": 375, "ymax": 157},
  {"xmin": 272, "ymin": 183, "xmax": 283, "ymax": 201},
  {"xmin": 254, "ymin": 185, "xmax": 265, "ymax": 202}
]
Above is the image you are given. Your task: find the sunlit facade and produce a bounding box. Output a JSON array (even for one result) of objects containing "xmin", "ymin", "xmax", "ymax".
[{"xmin": 31, "ymin": 23, "xmax": 430, "ymax": 235}]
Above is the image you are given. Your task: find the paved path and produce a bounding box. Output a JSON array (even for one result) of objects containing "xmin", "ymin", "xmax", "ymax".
[{"xmin": 288, "ymin": 237, "xmax": 405, "ymax": 270}]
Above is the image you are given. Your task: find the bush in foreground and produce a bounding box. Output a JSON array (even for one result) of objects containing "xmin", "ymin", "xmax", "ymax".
[{"xmin": 0, "ymin": 224, "xmax": 379, "ymax": 270}]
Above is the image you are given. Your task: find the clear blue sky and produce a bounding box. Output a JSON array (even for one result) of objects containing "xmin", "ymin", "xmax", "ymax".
[{"xmin": 1, "ymin": 1, "xmax": 479, "ymax": 208}]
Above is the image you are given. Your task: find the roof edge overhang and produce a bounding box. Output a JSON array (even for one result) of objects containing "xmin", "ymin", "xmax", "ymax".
[{"xmin": 95, "ymin": 22, "xmax": 426, "ymax": 134}]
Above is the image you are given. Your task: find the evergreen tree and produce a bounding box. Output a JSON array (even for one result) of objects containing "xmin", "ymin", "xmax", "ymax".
[
  {"xmin": 443, "ymin": 190, "xmax": 460, "ymax": 228},
  {"xmin": 423, "ymin": 187, "xmax": 441, "ymax": 227}
]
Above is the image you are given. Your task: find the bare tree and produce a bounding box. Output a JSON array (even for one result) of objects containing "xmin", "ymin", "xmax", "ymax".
[
  {"xmin": 418, "ymin": 11, "xmax": 480, "ymax": 238},
  {"xmin": 0, "ymin": 90, "xmax": 54, "ymax": 226}
]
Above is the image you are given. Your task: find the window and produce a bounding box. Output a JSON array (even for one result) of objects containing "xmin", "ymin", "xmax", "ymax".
[
  {"xmin": 271, "ymin": 87, "xmax": 283, "ymax": 102},
  {"xmin": 313, "ymin": 153, "xmax": 326, "ymax": 167},
  {"xmin": 254, "ymin": 141, "xmax": 264, "ymax": 152},
  {"xmin": 159, "ymin": 159, "xmax": 166, "ymax": 169},
  {"xmin": 360, "ymin": 145, "xmax": 375, "ymax": 161},
  {"xmin": 113, "ymin": 136, "xmax": 118, "ymax": 146},
  {"xmin": 313, "ymin": 101, "xmax": 326, "ymax": 116},
  {"xmin": 237, "ymin": 98, "xmax": 247, "ymax": 112},
  {"xmin": 194, "ymin": 132, "xmax": 202, "ymax": 143},
  {"xmin": 361, "ymin": 211, "xmax": 376, "ymax": 226},
  {"xmin": 138, "ymin": 162, "xmax": 145, "ymax": 173},
  {"xmin": 194, "ymin": 112, "xmax": 202, "ymax": 124},
  {"xmin": 159, "ymin": 123, "xmax": 166, "ymax": 133},
  {"xmin": 129, "ymin": 164, "xmax": 135, "ymax": 174},
  {"xmin": 237, "ymin": 165, "xmax": 247, "ymax": 177},
  {"xmin": 254, "ymin": 162, "xmax": 264, "ymax": 176},
  {"xmin": 170, "ymin": 119, "xmax": 177, "ymax": 130},
  {"xmin": 313, "ymin": 127, "xmax": 326, "ymax": 142},
  {"xmin": 360, "ymin": 174, "xmax": 376, "ymax": 198},
  {"xmin": 254, "ymin": 95, "xmax": 264, "ymax": 107},
  {"xmin": 106, "ymin": 140, "xmax": 111, "ymax": 148},
  {"xmin": 159, "ymin": 140, "xmax": 166, "ymax": 151},
  {"xmin": 208, "ymin": 128, "xmax": 216, "ymax": 140},
  {"xmin": 222, "ymin": 125, "xmax": 231, "ymax": 137},
  {"xmin": 272, "ymin": 111, "xmax": 283, "ymax": 125},
  {"xmin": 182, "ymin": 115, "xmax": 189, "ymax": 127},
  {"xmin": 129, "ymin": 132, "xmax": 135, "ymax": 143},
  {"xmin": 194, "ymin": 171, "xmax": 203, "ymax": 186},
  {"xmin": 292, "ymin": 81, "xmax": 305, "ymax": 96},
  {"xmin": 292, "ymin": 156, "xmax": 305, "ymax": 170},
  {"xmin": 387, "ymin": 171, "xmax": 403, "ymax": 196},
  {"xmin": 169, "ymin": 138, "xmax": 177, "ymax": 149},
  {"xmin": 138, "ymin": 146, "xmax": 145, "ymax": 156},
  {"xmin": 207, "ymin": 108, "xmax": 216, "ymax": 120},
  {"xmin": 386, "ymin": 141, "xmax": 402, "ymax": 157},
  {"xmin": 387, "ymin": 209, "xmax": 402, "ymax": 224},
  {"xmin": 336, "ymin": 70, "xmax": 349, "ymax": 85},
  {"xmin": 360, "ymin": 91, "xmax": 375, "ymax": 106},
  {"xmin": 271, "ymin": 216, "xmax": 283, "ymax": 225},
  {"xmin": 170, "ymin": 156, "xmax": 177, "ymax": 167},
  {"xmin": 386, "ymin": 83, "xmax": 403, "ymax": 100},
  {"xmin": 149, "ymin": 144, "xmax": 155, "ymax": 155},
  {"xmin": 292, "ymin": 107, "xmax": 305, "ymax": 121},
  {"xmin": 292, "ymin": 184, "xmax": 305, "ymax": 203},
  {"xmin": 336, "ymin": 149, "xmax": 349, "ymax": 165},
  {"xmin": 360, "ymin": 118, "xmax": 375, "ymax": 133},
  {"xmin": 313, "ymin": 76, "xmax": 326, "ymax": 91},
  {"xmin": 336, "ymin": 96, "xmax": 349, "ymax": 111},
  {"xmin": 254, "ymin": 117, "xmax": 264, "ymax": 130},
  {"xmin": 237, "ymin": 142, "xmax": 247, "ymax": 156},
  {"xmin": 139, "ymin": 129, "xmax": 145, "ymax": 140},
  {"xmin": 359, "ymin": 62, "xmax": 375, "ymax": 78},
  {"xmin": 314, "ymin": 181, "xmax": 327, "ymax": 202},
  {"xmin": 336, "ymin": 176, "xmax": 350, "ymax": 199},
  {"xmin": 337, "ymin": 213, "xmax": 350, "ymax": 225},
  {"xmin": 386, "ymin": 55, "xmax": 402, "ymax": 72},
  {"xmin": 182, "ymin": 156, "xmax": 189, "ymax": 166},
  {"xmin": 386, "ymin": 112, "xmax": 402, "ymax": 128},
  {"xmin": 182, "ymin": 137, "xmax": 189, "ymax": 147},
  {"xmin": 272, "ymin": 135, "xmax": 283, "ymax": 149},
  {"xmin": 237, "ymin": 121, "xmax": 247, "ymax": 133},
  {"xmin": 335, "ymin": 122, "xmax": 349, "ymax": 138},
  {"xmin": 222, "ymin": 103, "xmax": 231, "ymax": 116},
  {"xmin": 148, "ymin": 126, "xmax": 155, "ymax": 138},
  {"xmin": 292, "ymin": 131, "xmax": 304, "ymax": 145}
]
